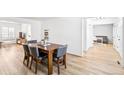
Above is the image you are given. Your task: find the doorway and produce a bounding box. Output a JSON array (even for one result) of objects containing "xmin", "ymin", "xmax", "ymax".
[
  {"xmin": 21, "ymin": 23, "xmax": 31, "ymax": 41},
  {"xmin": 84, "ymin": 17, "xmax": 123, "ymax": 67},
  {"xmin": 93, "ymin": 24, "xmax": 113, "ymax": 45}
]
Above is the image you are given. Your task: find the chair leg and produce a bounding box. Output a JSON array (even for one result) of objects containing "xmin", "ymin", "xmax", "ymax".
[
  {"xmin": 23, "ymin": 56, "xmax": 26, "ymax": 65},
  {"xmin": 63, "ymin": 54, "xmax": 67, "ymax": 69},
  {"xmin": 57, "ymin": 60, "xmax": 60, "ymax": 75},
  {"xmin": 27, "ymin": 57, "xmax": 29, "ymax": 67},
  {"xmin": 30, "ymin": 57, "xmax": 33, "ymax": 69},
  {"xmin": 35, "ymin": 60, "xmax": 38, "ymax": 74},
  {"xmin": 64, "ymin": 61, "xmax": 67, "ymax": 69},
  {"xmin": 62, "ymin": 59, "xmax": 67, "ymax": 69}
]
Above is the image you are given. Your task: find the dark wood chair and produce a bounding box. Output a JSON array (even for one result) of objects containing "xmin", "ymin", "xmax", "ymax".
[
  {"xmin": 29, "ymin": 46, "xmax": 47, "ymax": 74},
  {"xmin": 53, "ymin": 45, "xmax": 67, "ymax": 75},
  {"xmin": 0, "ymin": 42, "xmax": 2, "ymax": 48},
  {"xmin": 23, "ymin": 44, "xmax": 31, "ymax": 67}
]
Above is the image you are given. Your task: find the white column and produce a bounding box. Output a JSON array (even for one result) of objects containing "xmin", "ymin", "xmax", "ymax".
[
  {"xmin": 82, "ymin": 18, "xmax": 87, "ymax": 55},
  {"xmin": 86, "ymin": 23, "xmax": 93, "ymax": 50},
  {"xmin": 122, "ymin": 18, "xmax": 124, "ymax": 67}
]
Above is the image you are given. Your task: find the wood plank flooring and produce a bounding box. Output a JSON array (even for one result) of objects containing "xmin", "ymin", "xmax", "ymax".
[{"xmin": 0, "ymin": 43, "xmax": 124, "ymax": 75}]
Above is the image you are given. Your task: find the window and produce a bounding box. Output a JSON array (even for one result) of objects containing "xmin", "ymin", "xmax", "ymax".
[
  {"xmin": 8, "ymin": 28, "xmax": 15, "ymax": 40},
  {"xmin": 0, "ymin": 27, "xmax": 15, "ymax": 41}
]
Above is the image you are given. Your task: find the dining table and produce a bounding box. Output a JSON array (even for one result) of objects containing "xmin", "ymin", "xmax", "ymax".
[{"xmin": 28, "ymin": 42, "xmax": 66, "ymax": 75}]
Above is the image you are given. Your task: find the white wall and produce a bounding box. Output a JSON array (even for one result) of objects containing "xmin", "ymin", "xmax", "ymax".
[
  {"xmin": 21, "ymin": 24, "xmax": 32, "ymax": 40},
  {"xmin": 113, "ymin": 18, "xmax": 123, "ymax": 56},
  {"xmin": 82, "ymin": 18, "xmax": 87, "ymax": 54},
  {"xmin": 93, "ymin": 24, "xmax": 113, "ymax": 43},
  {"xmin": 86, "ymin": 23, "xmax": 94, "ymax": 50},
  {"xmin": 112, "ymin": 18, "xmax": 124, "ymax": 66},
  {"xmin": 0, "ymin": 17, "xmax": 41, "ymax": 41},
  {"xmin": 117, "ymin": 18, "xmax": 124, "ymax": 66},
  {"xmin": 122, "ymin": 18, "xmax": 124, "ymax": 67},
  {"xmin": 41, "ymin": 17, "xmax": 83, "ymax": 56}
]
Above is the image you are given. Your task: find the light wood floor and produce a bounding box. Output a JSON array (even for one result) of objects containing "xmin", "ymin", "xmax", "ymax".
[{"xmin": 0, "ymin": 44, "xmax": 124, "ymax": 75}]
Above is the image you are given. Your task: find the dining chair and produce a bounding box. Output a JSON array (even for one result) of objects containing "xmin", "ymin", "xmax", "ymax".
[
  {"xmin": 27, "ymin": 40, "xmax": 37, "ymax": 43},
  {"xmin": 53, "ymin": 45, "xmax": 67, "ymax": 75},
  {"xmin": 23, "ymin": 44, "xmax": 31, "ymax": 67},
  {"xmin": 29, "ymin": 46, "xmax": 47, "ymax": 74},
  {"xmin": 0, "ymin": 42, "xmax": 2, "ymax": 48}
]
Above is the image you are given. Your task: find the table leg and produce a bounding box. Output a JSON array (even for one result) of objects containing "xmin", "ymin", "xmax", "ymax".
[
  {"xmin": 48, "ymin": 51, "xmax": 53, "ymax": 75},
  {"xmin": 63, "ymin": 54, "xmax": 67, "ymax": 68}
]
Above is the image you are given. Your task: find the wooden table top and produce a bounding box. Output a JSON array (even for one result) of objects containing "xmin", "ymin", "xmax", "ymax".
[{"xmin": 28, "ymin": 43, "xmax": 62, "ymax": 52}]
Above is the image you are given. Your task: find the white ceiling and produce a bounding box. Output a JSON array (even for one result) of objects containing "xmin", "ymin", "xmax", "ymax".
[
  {"xmin": 20, "ymin": 17, "xmax": 62, "ymax": 21},
  {"xmin": 21, "ymin": 17, "xmax": 118, "ymax": 20},
  {"xmin": 20, "ymin": 17, "xmax": 87, "ymax": 21}
]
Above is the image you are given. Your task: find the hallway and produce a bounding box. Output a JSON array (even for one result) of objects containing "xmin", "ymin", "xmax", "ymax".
[{"xmin": 81, "ymin": 44, "xmax": 123, "ymax": 74}]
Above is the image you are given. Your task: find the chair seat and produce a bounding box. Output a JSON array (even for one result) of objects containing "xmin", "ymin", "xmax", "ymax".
[
  {"xmin": 53, "ymin": 57, "xmax": 63, "ymax": 61},
  {"xmin": 53, "ymin": 57, "xmax": 64, "ymax": 65},
  {"xmin": 38, "ymin": 56, "xmax": 43, "ymax": 60},
  {"xmin": 37, "ymin": 55, "xmax": 48, "ymax": 64},
  {"xmin": 37, "ymin": 55, "xmax": 47, "ymax": 60}
]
